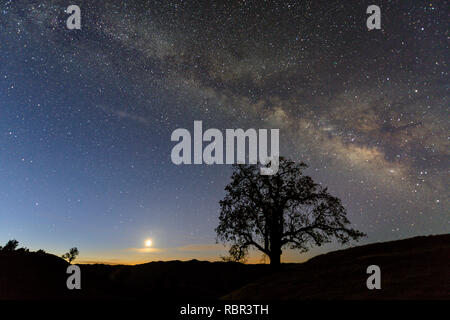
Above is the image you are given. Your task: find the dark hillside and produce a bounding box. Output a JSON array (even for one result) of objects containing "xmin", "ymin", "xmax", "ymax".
[{"xmin": 222, "ymin": 234, "xmax": 450, "ymax": 300}]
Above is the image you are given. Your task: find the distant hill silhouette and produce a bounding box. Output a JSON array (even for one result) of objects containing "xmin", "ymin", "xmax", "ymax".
[
  {"xmin": 77, "ymin": 260, "xmax": 270, "ymax": 299},
  {"xmin": 222, "ymin": 234, "xmax": 450, "ymax": 300},
  {"xmin": 0, "ymin": 234, "xmax": 448, "ymax": 300},
  {"xmin": 0, "ymin": 253, "xmax": 270, "ymax": 299}
]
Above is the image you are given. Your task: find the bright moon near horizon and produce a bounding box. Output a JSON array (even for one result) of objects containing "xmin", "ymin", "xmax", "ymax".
[{"xmin": 145, "ymin": 239, "xmax": 152, "ymax": 247}]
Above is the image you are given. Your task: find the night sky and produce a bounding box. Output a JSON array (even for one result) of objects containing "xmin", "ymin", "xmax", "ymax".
[{"xmin": 0, "ymin": 0, "xmax": 448, "ymax": 264}]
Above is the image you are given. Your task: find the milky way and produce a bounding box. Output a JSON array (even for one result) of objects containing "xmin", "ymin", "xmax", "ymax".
[{"xmin": 0, "ymin": 0, "xmax": 448, "ymax": 263}]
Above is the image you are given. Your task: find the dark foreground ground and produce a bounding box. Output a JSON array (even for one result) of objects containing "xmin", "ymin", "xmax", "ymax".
[
  {"xmin": 223, "ymin": 234, "xmax": 450, "ymax": 300},
  {"xmin": 0, "ymin": 234, "xmax": 449, "ymax": 300}
]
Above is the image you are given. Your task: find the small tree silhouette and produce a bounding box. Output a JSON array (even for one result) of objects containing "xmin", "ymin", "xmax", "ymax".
[
  {"xmin": 62, "ymin": 247, "xmax": 79, "ymax": 264},
  {"xmin": 216, "ymin": 158, "xmax": 366, "ymax": 268},
  {"xmin": 16, "ymin": 247, "xmax": 29, "ymax": 253},
  {"xmin": 1, "ymin": 239, "xmax": 19, "ymax": 252}
]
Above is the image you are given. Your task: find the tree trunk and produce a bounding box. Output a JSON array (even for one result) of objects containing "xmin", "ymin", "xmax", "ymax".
[
  {"xmin": 269, "ymin": 252, "xmax": 281, "ymax": 268},
  {"xmin": 269, "ymin": 235, "xmax": 282, "ymax": 269},
  {"xmin": 267, "ymin": 207, "xmax": 283, "ymax": 269}
]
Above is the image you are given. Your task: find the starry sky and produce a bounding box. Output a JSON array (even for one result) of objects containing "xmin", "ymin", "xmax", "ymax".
[{"xmin": 0, "ymin": 0, "xmax": 448, "ymax": 264}]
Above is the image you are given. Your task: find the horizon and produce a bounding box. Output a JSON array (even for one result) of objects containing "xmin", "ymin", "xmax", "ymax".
[{"xmin": 4, "ymin": 232, "xmax": 446, "ymax": 266}]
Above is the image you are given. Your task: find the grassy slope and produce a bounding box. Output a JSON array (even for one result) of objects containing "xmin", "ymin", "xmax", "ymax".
[{"xmin": 222, "ymin": 234, "xmax": 450, "ymax": 300}]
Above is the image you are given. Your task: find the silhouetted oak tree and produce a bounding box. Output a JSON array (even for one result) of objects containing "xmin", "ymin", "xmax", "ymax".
[{"xmin": 216, "ymin": 158, "xmax": 365, "ymax": 267}]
